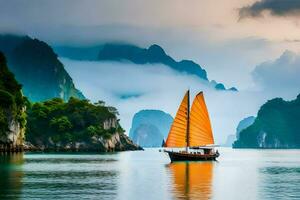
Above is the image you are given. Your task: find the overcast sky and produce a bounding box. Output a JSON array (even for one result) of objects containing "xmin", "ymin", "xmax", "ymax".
[
  {"xmin": 2, "ymin": 0, "xmax": 300, "ymax": 89},
  {"xmin": 1, "ymin": 0, "xmax": 300, "ymax": 142}
]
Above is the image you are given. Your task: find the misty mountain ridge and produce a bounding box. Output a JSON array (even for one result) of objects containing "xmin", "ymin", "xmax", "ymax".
[
  {"xmin": 0, "ymin": 34, "xmax": 85, "ymax": 102},
  {"xmin": 55, "ymin": 43, "xmax": 237, "ymax": 92}
]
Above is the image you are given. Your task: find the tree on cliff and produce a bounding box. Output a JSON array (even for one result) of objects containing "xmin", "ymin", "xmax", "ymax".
[
  {"xmin": 26, "ymin": 97, "xmax": 124, "ymax": 149},
  {"xmin": 0, "ymin": 51, "xmax": 27, "ymax": 144}
]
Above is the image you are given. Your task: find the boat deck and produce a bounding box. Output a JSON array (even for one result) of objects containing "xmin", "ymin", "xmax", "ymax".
[{"xmin": 165, "ymin": 150, "xmax": 219, "ymax": 161}]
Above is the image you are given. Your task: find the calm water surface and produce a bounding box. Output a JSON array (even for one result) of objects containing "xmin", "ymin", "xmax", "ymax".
[{"xmin": 1, "ymin": 148, "xmax": 300, "ymax": 200}]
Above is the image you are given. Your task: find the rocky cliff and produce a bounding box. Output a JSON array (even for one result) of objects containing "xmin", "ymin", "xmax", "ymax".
[
  {"xmin": 0, "ymin": 52, "xmax": 26, "ymax": 152},
  {"xmin": 233, "ymin": 95, "xmax": 300, "ymax": 148},
  {"xmin": 0, "ymin": 34, "xmax": 84, "ymax": 102}
]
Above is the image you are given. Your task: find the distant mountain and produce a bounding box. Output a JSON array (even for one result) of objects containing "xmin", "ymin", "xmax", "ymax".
[
  {"xmin": 54, "ymin": 43, "xmax": 237, "ymax": 91},
  {"xmin": 223, "ymin": 117, "xmax": 255, "ymax": 147},
  {"xmin": 0, "ymin": 34, "xmax": 85, "ymax": 102},
  {"xmin": 223, "ymin": 134, "xmax": 236, "ymax": 147},
  {"xmin": 54, "ymin": 45, "xmax": 103, "ymax": 60},
  {"xmin": 98, "ymin": 43, "xmax": 209, "ymax": 79},
  {"xmin": 131, "ymin": 124, "xmax": 164, "ymax": 148},
  {"xmin": 233, "ymin": 95, "xmax": 300, "ymax": 148},
  {"xmin": 236, "ymin": 116, "xmax": 255, "ymax": 140},
  {"xmin": 129, "ymin": 109, "xmax": 173, "ymax": 147}
]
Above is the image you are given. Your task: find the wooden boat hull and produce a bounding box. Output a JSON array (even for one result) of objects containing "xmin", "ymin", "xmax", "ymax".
[{"xmin": 166, "ymin": 151, "xmax": 219, "ymax": 162}]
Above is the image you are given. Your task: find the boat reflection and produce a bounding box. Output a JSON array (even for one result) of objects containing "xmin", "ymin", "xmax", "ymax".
[
  {"xmin": 0, "ymin": 153, "xmax": 24, "ymax": 200},
  {"xmin": 167, "ymin": 161, "xmax": 214, "ymax": 200}
]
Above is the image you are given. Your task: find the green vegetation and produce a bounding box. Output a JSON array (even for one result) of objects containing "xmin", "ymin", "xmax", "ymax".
[
  {"xmin": 233, "ymin": 94, "xmax": 300, "ymax": 148},
  {"xmin": 0, "ymin": 52, "xmax": 27, "ymax": 137},
  {"xmin": 26, "ymin": 97, "xmax": 124, "ymax": 148},
  {"xmin": 0, "ymin": 50, "xmax": 139, "ymax": 152}
]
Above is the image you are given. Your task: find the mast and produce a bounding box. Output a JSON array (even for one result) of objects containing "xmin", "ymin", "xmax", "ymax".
[{"xmin": 186, "ymin": 90, "xmax": 190, "ymax": 150}]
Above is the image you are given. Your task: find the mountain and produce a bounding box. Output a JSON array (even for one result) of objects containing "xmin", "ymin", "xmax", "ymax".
[
  {"xmin": 223, "ymin": 117, "xmax": 255, "ymax": 147},
  {"xmin": 54, "ymin": 43, "xmax": 237, "ymax": 91},
  {"xmin": 0, "ymin": 52, "xmax": 26, "ymax": 152},
  {"xmin": 98, "ymin": 43, "xmax": 209, "ymax": 79},
  {"xmin": 129, "ymin": 109, "xmax": 173, "ymax": 147},
  {"xmin": 131, "ymin": 124, "xmax": 164, "ymax": 148},
  {"xmin": 223, "ymin": 134, "xmax": 236, "ymax": 147},
  {"xmin": 236, "ymin": 116, "xmax": 255, "ymax": 140},
  {"xmin": 233, "ymin": 95, "xmax": 300, "ymax": 148},
  {"xmin": 0, "ymin": 34, "xmax": 85, "ymax": 102},
  {"xmin": 54, "ymin": 45, "xmax": 102, "ymax": 60},
  {"xmin": 25, "ymin": 97, "xmax": 142, "ymax": 152}
]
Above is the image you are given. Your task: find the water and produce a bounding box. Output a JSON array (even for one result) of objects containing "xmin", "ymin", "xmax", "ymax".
[{"xmin": 1, "ymin": 148, "xmax": 300, "ymax": 200}]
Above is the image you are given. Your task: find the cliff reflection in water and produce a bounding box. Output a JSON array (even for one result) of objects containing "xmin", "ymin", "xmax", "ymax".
[
  {"xmin": 0, "ymin": 153, "xmax": 24, "ymax": 200},
  {"xmin": 167, "ymin": 161, "xmax": 214, "ymax": 200}
]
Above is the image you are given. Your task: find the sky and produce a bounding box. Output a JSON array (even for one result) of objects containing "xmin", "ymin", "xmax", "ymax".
[
  {"xmin": 1, "ymin": 0, "xmax": 300, "ymax": 143},
  {"xmin": 1, "ymin": 0, "xmax": 300, "ymax": 88}
]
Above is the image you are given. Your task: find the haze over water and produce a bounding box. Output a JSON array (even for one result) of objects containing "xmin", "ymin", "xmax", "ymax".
[{"xmin": 1, "ymin": 148, "xmax": 300, "ymax": 200}]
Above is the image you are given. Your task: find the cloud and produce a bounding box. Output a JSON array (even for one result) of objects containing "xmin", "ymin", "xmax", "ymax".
[
  {"xmin": 61, "ymin": 58, "xmax": 268, "ymax": 144},
  {"xmin": 252, "ymin": 50, "xmax": 300, "ymax": 98},
  {"xmin": 239, "ymin": 0, "xmax": 300, "ymax": 19}
]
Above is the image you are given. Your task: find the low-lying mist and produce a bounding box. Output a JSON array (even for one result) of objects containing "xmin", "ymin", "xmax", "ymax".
[{"xmin": 61, "ymin": 58, "xmax": 270, "ymax": 144}]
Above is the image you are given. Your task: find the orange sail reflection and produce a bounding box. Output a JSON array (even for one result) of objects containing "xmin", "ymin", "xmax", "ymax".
[{"xmin": 168, "ymin": 162, "xmax": 214, "ymax": 200}]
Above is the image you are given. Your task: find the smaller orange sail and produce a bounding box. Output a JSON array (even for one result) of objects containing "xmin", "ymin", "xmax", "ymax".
[
  {"xmin": 165, "ymin": 91, "xmax": 189, "ymax": 148},
  {"xmin": 189, "ymin": 92, "xmax": 214, "ymax": 147}
]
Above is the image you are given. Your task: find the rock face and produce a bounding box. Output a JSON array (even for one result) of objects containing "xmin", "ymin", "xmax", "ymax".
[
  {"xmin": 26, "ymin": 125, "xmax": 141, "ymax": 152},
  {"xmin": 233, "ymin": 95, "xmax": 300, "ymax": 148},
  {"xmin": 0, "ymin": 52, "xmax": 26, "ymax": 152},
  {"xmin": 129, "ymin": 110, "xmax": 173, "ymax": 147},
  {"xmin": 0, "ymin": 34, "xmax": 84, "ymax": 102},
  {"xmin": 100, "ymin": 132, "xmax": 142, "ymax": 152}
]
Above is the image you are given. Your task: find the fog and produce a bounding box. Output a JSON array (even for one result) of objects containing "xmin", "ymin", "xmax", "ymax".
[{"xmin": 61, "ymin": 58, "xmax": 271, "ymax": 144}]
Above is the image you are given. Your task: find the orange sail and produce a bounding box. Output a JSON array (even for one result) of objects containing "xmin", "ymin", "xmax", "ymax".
[
  {"xmin": 165, "ymin": 91, "xmax": 189, "ymax": 147},
  {"xmin": 189, "ymin": 92, "xmax": 214, "ymax": 146}
]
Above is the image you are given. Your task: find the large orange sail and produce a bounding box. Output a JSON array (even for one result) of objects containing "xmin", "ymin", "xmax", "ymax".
[
  {"xmin": 189, "ymin": 92, "xmax": 214, "ymax": 146},
  {"xmin": 165, "ymin": 91, "xmax": 189, "ymax": 147}
]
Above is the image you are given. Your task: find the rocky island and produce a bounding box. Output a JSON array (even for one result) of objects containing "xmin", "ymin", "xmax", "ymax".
[
  {"xmin": 25, "ymin": 98, "xmax": 142, "ymax": 152},
  {"xmin": 233, "ymin": 95, "xmax": 300, "ymax": 148},
  {"xmin": 0, "ymin": 51, "xmax": 141, "ymax": 152}
]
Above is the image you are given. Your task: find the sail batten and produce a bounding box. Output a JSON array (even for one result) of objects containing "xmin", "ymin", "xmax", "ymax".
[
  {"xmin": 165, "ymin": 91, "xmax": 214, "ymax": 148},
  {"xmin": 189, "ymin": 92, "xmax": 214, "ymax": 147},
  {"xmin": 165, "ymin": 91, "xmax": 189, "ymax": 148}
]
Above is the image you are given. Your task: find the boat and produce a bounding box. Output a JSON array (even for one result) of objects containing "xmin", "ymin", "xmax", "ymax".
[{"xmin": 164, "ymin": 90, "xmax": 219, "ymax": 161}]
